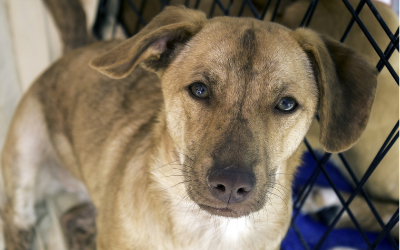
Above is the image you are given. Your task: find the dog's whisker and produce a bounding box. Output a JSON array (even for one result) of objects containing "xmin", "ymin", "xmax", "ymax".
[
  {"xmin": 164, "ymin": 174, "xmax": 187, "ymax": 177},
  {"xmin": 268, "ymin": 192, "xmax": 289, "ymax": 208},
  {"xmin": 170, "ymin": 151, "xmax": 195, "ymax": 163},
  {"xmin": 164, "ymin": 180, "xmax": 196, "ymax": 191},
  {"xmin": 269, "ymin": 172, "xmax": 295, "ymax": 176},
  {"xmin": 265, "ymin": 196, "xmax": 280, "ymax": 215},
  {"xmin": 163, "ymin": 167, "xmax": 192, "ymax": 175},
  {"xmin": 172, "ymin": 186, "xmax": 188, "ymax": 197},
  {"xmin": 173, "ymin": 193, "xmax": 191, "ymax": 209},
  {"xmin": 167, "ymin": 162, "xmax": 193, "ymax": 167},
  {"xmin": 267, "ymin": 185, "xmax": 287, "ymax": 198},
  {"xmin": 266, "ymin": 181, "xmax": 292, "ymax": 195},
  {"xmin": 153, "ymin": 160, "xmax": 182, "ymax": 170}
]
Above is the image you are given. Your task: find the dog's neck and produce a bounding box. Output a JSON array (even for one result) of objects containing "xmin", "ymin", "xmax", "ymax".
[{"xmin": 147, "ymin": 112, "xmax": 293, "ymax": 250}]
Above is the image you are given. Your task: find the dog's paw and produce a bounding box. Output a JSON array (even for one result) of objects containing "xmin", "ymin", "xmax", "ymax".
[
  {"xmin": 301, "ymin": 187, "xmax": 341, "ymax": 213},
  {"xmin": 61, "ymin": 203, "xmax": 97, "ymax": 250},
  {"xmin": 4, "ymin": 226, "xmax": 34, "ymax": 250},
  {"xmin": 301, "ymin": 187, "xmax": 341, "ymax": 224}
]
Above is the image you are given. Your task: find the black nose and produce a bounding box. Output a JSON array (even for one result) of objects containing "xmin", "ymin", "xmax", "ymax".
[{"xmin": 208, "ymin": 167, "xmax": 255, "ymax": 204}]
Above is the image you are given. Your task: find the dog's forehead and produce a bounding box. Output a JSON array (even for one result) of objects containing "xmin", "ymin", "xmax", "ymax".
[
  {"xmin": 194, "ymin": 17, "xmax": 299, "ymax": 57},
  {"xmin": 173, "ymin": 17, "xmax": 311, "ymax": 95}
]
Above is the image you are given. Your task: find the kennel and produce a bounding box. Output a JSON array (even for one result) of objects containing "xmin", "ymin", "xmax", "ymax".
[{"xmin": 92, "ymin": 0, "xmax": 399, "ymax": 249}]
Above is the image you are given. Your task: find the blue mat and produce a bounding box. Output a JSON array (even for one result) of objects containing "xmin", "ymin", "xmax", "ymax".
[{"xmin": 281, "ymin": 152, "xmax": 397, "ymax": 250}]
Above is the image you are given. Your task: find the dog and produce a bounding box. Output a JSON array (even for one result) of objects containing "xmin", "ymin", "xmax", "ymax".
[{"xmin": 1, "ymin": 5, "xmax": 378, "ymax": 250}]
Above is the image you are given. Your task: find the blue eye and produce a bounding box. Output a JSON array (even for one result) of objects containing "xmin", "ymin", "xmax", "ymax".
[
  {"xmin": 190, "ymin": 82, "xmax": 209, "ymax": 99},
  {"xmin": 276, "ymin": 97, "xmax": 297, "ymax": 112}
]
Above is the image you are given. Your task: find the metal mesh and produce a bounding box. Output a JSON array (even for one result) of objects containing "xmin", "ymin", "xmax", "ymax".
[{"xmin": 93, "ymin": 0, "xmax": 399, "ymax": 249}]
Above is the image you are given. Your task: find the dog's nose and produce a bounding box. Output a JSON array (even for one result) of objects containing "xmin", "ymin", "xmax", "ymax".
[{"xmin": 208, "ymin": 168, "xmax": 255, "ymax": 204}]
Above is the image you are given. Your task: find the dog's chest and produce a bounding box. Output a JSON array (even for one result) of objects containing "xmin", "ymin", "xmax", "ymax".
[
  {"xmin": 173, "ymin": 212, "xmax": 252, "ymax": 249},
  {"xmin": 168, "ymin": 202, "xmax": 280, "ymax": 250}
]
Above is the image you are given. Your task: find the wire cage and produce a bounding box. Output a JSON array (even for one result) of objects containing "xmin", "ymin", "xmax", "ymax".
[{"xmin": 92, "ymin": 0, "xmax": 399, "ymax": 249}]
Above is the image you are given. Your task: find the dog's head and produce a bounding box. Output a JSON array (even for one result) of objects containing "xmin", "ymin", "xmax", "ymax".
[{"xmin": 91, "ymin": 6, "xmax": 377, "ymax": 218}]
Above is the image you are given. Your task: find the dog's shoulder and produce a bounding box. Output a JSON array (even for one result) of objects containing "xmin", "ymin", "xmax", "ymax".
[{"xmin": 28, "ymin": 39, "xmax": 163, "ymax": 142}]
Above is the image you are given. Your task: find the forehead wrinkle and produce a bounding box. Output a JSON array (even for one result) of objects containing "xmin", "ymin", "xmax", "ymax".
[
  {"xmin": 238, "ymin": 29, "xmax": 258, "ymax": 64},
  {"xmin": 234, "ymin": 31, "xmax": 288, "ymax": 116},
  {"xmin": 218, "ymin": 28, "xmax": 262, "ymax": 119}
]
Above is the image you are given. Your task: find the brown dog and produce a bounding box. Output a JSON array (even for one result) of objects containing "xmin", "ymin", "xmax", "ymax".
[{"xmin": 1, "ymin": 6, "xmax": 377, "ymax": 250}]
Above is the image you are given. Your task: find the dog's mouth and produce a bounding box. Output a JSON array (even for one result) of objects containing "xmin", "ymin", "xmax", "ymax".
[{"xmin": 198, "ymin": 204, "xmax": 250, "ymax": 218}]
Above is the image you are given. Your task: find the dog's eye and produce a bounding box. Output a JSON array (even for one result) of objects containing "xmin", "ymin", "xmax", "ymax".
[
  {"xmin": 276, "ymin": 97, "xmax": 297, "ymax": 112},
  {"xmin": 189, "ymin": 82, "xmax": 209, "ymax": 99}
]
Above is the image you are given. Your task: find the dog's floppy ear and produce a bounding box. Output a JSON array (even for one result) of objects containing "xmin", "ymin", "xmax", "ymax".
[
  {"xmin": 293, "ymin": 28, "xmax": 378, "ymax": 153},
  {"xmin": 90, "ymin": 6, "xmax": 206, "ymax": 79}
]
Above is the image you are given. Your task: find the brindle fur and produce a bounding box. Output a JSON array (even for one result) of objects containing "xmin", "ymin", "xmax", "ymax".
[{"xmin": 1, "ymin": 6, "xmax": 377, "ymax": 250}]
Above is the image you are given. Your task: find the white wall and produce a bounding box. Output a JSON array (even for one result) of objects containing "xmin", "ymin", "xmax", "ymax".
[
  {"xmin": 0, "ymin": 0, "xmax": 62, "ymax": 154},
  {"xmin": 0, "ymin": 0, "xmax": 99, "ymax": 154},
  {"xmin": 0, "ymin": 0, "xmax": 21, "ymax": 155}
]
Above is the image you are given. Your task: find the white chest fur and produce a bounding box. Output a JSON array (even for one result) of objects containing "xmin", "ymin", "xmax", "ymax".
[{"xmin": 169, "ymin": 198, "xmax": 291, "ymax": 250}]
